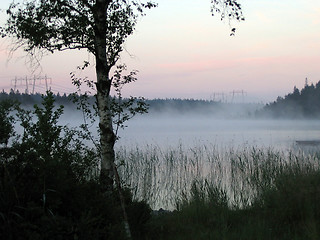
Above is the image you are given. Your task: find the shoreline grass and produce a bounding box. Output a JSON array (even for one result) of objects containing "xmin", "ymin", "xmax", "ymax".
[
  {"xmin": 116, "ymin": 143, "xmax": 320, "ymax": 239},
  {"xmin": 117, "ymin": 143, "xmax": 320, "ymax": 210}
]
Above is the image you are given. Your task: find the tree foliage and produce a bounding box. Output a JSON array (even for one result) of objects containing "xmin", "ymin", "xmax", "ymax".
[
  {"xmin": 0, "ymin": 0, "xmax": 244, "ymax": 58},
  {"xmin": 1, "ymin": 0, "xmax": 157, "ymax": 194},
  {"xmin": 110, "ymin": 64, "xmax": 148, "ymax": 136},
  {"xmin": 0, "ymin": 93, "xmax": 151, "ymax": 240},
  {"xmin": 0, "ymin": 99, "xmax": 17, "ymax": 146},
  {"xmin": 1, "ymin": 0, "xmax": 244, "ymax": 186},
  {"xmin": 1, "ymin": 0, "xmax": 156, "ymax": 63},
  {"xmin": 14, "ymin": 91, "xmax": 98, "ymax": 181},
  {"xmin": 211, "ymin": 0, "xmax": 245, "ymax": 35}
]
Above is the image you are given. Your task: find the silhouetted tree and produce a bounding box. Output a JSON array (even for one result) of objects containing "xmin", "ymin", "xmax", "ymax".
[
  {"xmin": 1, "ymin": 0, "xmax": 245, "ymax": 187},
  {"xmin": 1, "ymin": 0, "xmax": 158, "ymax": 190},
  {"xmin": 1, "ymin": 0, "xmax": 245, "ymax": 233}
]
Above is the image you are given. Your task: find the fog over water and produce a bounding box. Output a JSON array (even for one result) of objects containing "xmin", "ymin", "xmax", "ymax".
[
  {"xmin": 117, "ymin": 114, "xmax": 320, "ymax": 151},
  {"xmin": 60, "ymin": 103, "xmax": 320, "ymax": 209},
  {"xmin": 13, "ymin": 101, "xmax": 320, "ymax": 210},
  {"xmin": 55, "ymin": 103, "xmax": 320, "ymax": 152}
]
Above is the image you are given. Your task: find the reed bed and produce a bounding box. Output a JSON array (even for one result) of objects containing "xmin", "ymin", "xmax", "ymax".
[{"xmin": 116, "ymin": 143, "xmax": 320, "ymax": 210}]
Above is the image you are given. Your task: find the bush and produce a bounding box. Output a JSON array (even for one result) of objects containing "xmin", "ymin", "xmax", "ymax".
[
  {"xmin": 0, "ymin": 99, "xmax": 17, "ymax": 146},
  {"xmin": 0, "ymin": 92, "xmax": 151, "ymax": 240},
  {"xmin": 254, "ymin": 168, "xmax": 320, "ymax": 238}
]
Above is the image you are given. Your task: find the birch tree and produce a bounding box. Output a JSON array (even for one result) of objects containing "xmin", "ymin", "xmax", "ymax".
[
  {"xmin": 0, "ymin": 0, "xmax": 244, "ymax": 188},
  {"xmin": 1, "ymin": 0, "xmax": 156, "ymax": 188}
]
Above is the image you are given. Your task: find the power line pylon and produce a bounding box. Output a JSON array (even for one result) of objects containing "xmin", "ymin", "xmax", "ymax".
[
  {"xmin": 11, "ymin": 75, "xmax": 52, "ymax": 94},
  {"xmin": 211, "ymin": 92, "xmax": 227, "ymax": 103},
  {"xmin": 230, "ymin": 90, "xmax": 247, "ymax": 103}
]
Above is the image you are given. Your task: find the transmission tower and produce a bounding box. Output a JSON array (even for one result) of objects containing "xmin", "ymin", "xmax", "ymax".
[
  {"xmin": 230, "ymin": 90, "xmax": 247, "ymax": 103},
  {"xmin": 211, "ymin": 92, "xmax": 228, "ymax": 103},
  {"xmin": 11, "ymin": 75, "xmax": 52, "ymax": 94}
]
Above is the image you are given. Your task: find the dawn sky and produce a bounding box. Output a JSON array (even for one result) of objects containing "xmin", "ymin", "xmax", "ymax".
[{"xmin": 0, "ymin": 0, "xmax": 319, "ymax": 103}]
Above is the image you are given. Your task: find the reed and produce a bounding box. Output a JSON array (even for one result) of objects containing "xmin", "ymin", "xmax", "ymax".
[
  {"xmin": 116, "ymin": 143, "xmax": 320, "ymax": 210},
  {"xmin": 117, "ymin": 143, "xmax": 320, "ymax": 239}
]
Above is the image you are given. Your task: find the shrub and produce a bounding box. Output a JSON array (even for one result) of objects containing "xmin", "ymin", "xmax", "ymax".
[{"xmin": 0, "ymin": 92, "xmax": 151, "ymax": 240}]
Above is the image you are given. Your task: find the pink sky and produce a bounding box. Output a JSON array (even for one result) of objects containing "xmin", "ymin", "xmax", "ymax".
[{"xmin": 0, "ymin": 0, "xmax": 320, "ymax": 103}]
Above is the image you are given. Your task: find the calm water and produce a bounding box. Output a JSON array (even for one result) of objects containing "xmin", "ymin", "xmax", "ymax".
[
  {"xmin": 117, "ymin": 114, "xmax": 320, "ymax": 151},
  {"xmin": 35, "ymin": 108, "xmax": 320, "ymax": 152},
  {"xmin": 62, "ymin": 111, "xmax": 320, "ymax": 209},
  {"xmin": 116, "ymin": 114, "xmax": 320, "ymax": 209}
]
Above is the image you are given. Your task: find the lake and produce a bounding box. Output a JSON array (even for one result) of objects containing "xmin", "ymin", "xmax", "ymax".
[
  {"xmin": 117, "ymin": 114, "xmax": 320, "ymax": 152},
  {"xmin": 22, "ymin": 108, "xmax": 320, "ymax": 209}
]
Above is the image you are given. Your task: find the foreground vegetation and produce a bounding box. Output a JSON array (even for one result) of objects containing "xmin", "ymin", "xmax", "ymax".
[
  {"xmin": 1, "ymin": 94, "xmax": 320, "ymax": 239},
  {"xmin": 118, "ymin": 142, "xmax": 320, "ymax": 239},
  {"xmin": 0, "ymin": 94, "xmax": 151, "ymax": 240},
  {"xmin": 143, "ymin": 153, "xmax": 320, "ymax": 240},
  {"xmin": 146, "ymin": 165, "xmax": 320, "ymax": 240}
]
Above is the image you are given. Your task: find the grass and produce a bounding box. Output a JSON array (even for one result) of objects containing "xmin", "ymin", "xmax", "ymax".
[{"xmin": 116, "ymin": 143, "xmax": 320, "ymax": 239}]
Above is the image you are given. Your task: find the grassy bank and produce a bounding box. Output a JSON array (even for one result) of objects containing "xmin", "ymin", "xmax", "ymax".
[{"xmin": 117, "ymin": 144, "xmax": 320, "ymax": 239}]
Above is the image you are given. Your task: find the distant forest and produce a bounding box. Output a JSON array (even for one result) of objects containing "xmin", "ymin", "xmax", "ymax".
[
  {"xmin": 0, "ymin": 90, "xmax": 76, "ymax": 107},
  {"xmin": 2, "ymin": 82, "xmax": 320, "ymax": 118},
  {"xmin": 258, "ymin": 80, "xmax": 320, "ymax": 118},
  {"xmin": 0, "ymin": 90, "xmax": 254, "ymax": 116},
  {"xmin": 0, "ymin": 89, "xmax": 220, "ymax": 109}
]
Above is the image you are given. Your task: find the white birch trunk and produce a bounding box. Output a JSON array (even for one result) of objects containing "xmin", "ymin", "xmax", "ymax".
[
  {"xmin": 94, "ymin": 0, "xmax": 116, "ymax": 187},
  {"xmin": 94, "ymin": 1, "xmax": 133, "ymax": 238}
]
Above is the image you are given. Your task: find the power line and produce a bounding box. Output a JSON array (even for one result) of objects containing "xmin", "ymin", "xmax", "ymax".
[
  {"xmin": 11, "ymin": 75, "xmax": 52, "ymax": 94},
  {"xmin": 230, "ymin": 90, "xmax": 247, "ymax": 103},
  {"xmin": 211, "ymin": 90, "xmax": 247, "ymax": 103}
]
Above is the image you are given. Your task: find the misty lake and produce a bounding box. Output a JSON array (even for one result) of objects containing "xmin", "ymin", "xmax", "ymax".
[
  {"xmin": 52, "ymin": 103, "xmax": 320, "ymax": 153},
  {"xmin": 43, "ymin": 109, "xmax": 320, "ymax": 209},
  {"xmin": 115, "ymin": 114, "xmax": 320, "ymax": 152},
  {"xmin": 114, "ymin": 113, "xmax": 320, "ymax": 209}
]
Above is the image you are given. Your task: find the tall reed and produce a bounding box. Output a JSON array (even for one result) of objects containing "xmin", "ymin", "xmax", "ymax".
[{"xmin": 116, "ymin": 143, "xmax": 320, "ymax": 210}]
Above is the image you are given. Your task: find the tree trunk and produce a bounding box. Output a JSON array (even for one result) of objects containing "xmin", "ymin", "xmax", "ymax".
[
  {"xmin": 96, "ymin": 79, "xmax": 116, "ymax": 188},
  {"xmin": 94, "ymin": 2, "xmax": 133, "ymax": 238},
  {"xmin": 94, "ymin": 0, "xmax": 116, "ymax": 188}
]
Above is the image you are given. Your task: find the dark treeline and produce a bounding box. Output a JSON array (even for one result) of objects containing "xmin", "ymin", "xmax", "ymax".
[
  {"xmin": 0, "ymin": 90, "xmax": 224, "ymax": 114},
  {"xmin": 258, "ymin": 80, "xmax": 320, "ymax": 118},
  {"xmin": 0, "ymin": 90, "xmax": 255, "ymax": 116},
  {"xmin": 4, "ymin": 83, "xmax": 320, "ymax": 119},
  {"xmin": 0, "ymin": 89, "xmax": 77, "ymax": 107}
]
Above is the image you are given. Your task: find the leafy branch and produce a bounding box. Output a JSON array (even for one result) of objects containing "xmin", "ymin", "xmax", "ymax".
[{"xmin": 110, "ymin": 64, "xmax": 148, "ymax": 138}]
